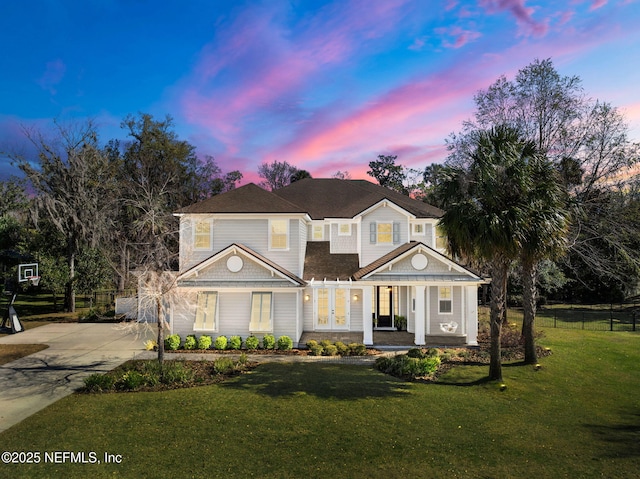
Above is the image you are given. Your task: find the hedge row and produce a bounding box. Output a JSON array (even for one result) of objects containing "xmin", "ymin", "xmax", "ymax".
[{"xmin": 158, "ymin": 333, "xmax": 294, "ymax": 351}]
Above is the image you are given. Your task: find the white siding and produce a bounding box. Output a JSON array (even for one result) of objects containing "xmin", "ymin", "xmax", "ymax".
[
  {"xmin": 330, "ymin": 223, "xmax": 358, "ymax": 254},
  {"xmin": 360, "ymin": 206, "xmax": 409, "ymax": 267},
  {"xmin": 428, "ymin": 285, "xmax": 463, "ymax": 332}
]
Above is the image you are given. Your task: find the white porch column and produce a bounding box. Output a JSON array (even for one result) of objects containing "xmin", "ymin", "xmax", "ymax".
[
  {"xmin": 414, "ymin": 285, "xmax": 426, "ymax": 346},
  {"xmin": 362, "ymin": 286, "xmax": 373, "ymax": 346},
  {"xmin": 466, "ymin": 286, "xmax": 479, "ymax": 345}
]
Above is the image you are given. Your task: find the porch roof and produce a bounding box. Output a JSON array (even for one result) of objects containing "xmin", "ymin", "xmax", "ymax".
[
  {"xmin": 303, "ymin": 241, "xmax": 360, "ymax": 281},
  {"xmin": 356, "ymin": 274, "xmax": 484, "ymax": 283}
]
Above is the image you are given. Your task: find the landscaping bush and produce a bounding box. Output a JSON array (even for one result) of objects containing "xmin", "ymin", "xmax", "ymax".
[
  {"xmin": 144, "ymin": 339, "xmax": 157, "ymax": 351},
  {"xmin": 158, "ymin": 361, "xmax": 194, "ymax": 384},
  {"xmin": 262, "ymin": 334, "xmax": 276, "ymax": 350},
  {"xmin": 198, "ymin": 335, "xmax": 212, "ymax": 350},
  {"xmin": 335, "ymin": 341, "xmax": 349, "ymax": 356},
  {"xmin": 277, "ymin": 335, "xmax": 293, "ymax": 351},
  {"xmin": 319, "ymin": 339, "xmax": 333, "ymax": 348},
  {"xmin": 347, "ymin": 343, "xmax": 367, "ymax": 356},
  {"xmin": 229, "ymin": 335, "xmax": 242, "ymax": 350},
  {"xmin": 164, "ymin": 334, "xmax": 181, "ymax": 351},
  {"xmin": 83, "ymin": 373, "xmax": 115, "ymax": 392},
  {"xmin": 375, "ymin": 354, "xmax": 441, "ymax": 380},
  {"xmin": 308, "ymin": 342, "xmax": 324, "ymax": 356},
  {"xmin": 117, "ymin": 370, "xmax": 146, "ymax": 390},
  {"xmin": 323, "ymin": 344, "xmax": 338, "ymax": 356},
  {"xmin": 184, "ymin": 335, "xmax": 197, "ymax": 350},
  {"xmin": 213, "ymin": 357, "xmax": 237, "ymax": 375},
  {"xmin": 245, "ymin": 335, "xmax": 260, "ymax": 350},
  {"xmin": 407, "ymin": 348, "xmax": 425, "ymax": 358},
  {"xmin": 214, "ymin": 335, "xmax": 228, "ymax": 350}
]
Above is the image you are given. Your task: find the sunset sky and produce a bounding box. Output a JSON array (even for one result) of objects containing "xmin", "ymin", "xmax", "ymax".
[{"xmin": 1, "ymin": 0, "xmax": 639, "ymax": 183}]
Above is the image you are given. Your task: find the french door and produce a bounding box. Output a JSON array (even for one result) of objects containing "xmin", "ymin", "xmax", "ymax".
[{"xmin": 316, "ymin": 288, "xmax": 349, "ymax": 330}]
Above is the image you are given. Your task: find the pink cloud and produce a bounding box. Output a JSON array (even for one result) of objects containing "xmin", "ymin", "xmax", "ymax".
[
  {"xmin": 180, "ymin": 0, "xmax": 412, "ymax": 154},
  {"xmin": 435, "ymin": 26, "xmax": 482, "ymax": 48},
  {"xmin": 589, "ymin": 0, "xmax": 607, "ymax": 11},
  {"xmin": 480, "ymin": 0, "xmax": 549, "ymax": 36}
]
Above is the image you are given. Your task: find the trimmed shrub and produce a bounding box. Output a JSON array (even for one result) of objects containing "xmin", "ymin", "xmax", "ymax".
[
  {"xmin": 184, "ymin": 335, "xmax": 197, "ymax": 350},
  {"xmin": 277, "ymin": 335, "xmax": 293, "ymax": 351},
  {"xmin": 319, "ymin": 339, "xmax": 333, "ymax": 348},
  {"xmin": 305, "ymin": 340, "xmax": 319, "ymax": 349},
  {"xmin": 229, "ymin": 335, "xmax": 242, "ymax": 350},
  {"xmin": 407, "ymin": 348, "xmax": 425, "ymax": 359},
  {"xmin": 375, "ymin": 354, "xmax": 441, "ymax": 380},
  {"xmin": 348, "ymin": 343, "xmax": 367, "ymax": 356},
  {"xmin": 308, "ymin": 344, "xmax": 324, "ymax": 356},
  {"xmin": 198, "ymin": 335, "xmax": 212, "ymax": 350},
  {"xmin": 83, "ymin": 373, "xmax": 114, "ymax": 392},
  {"xmin": 214, "ymin": 335, "xmax": 228, "ymax": 350},
  {"xmin": 164, "ymin": 334, "xmax": 181, "ymax": 351},
  {"xmin": 245, "ymin": 335, "xmax": 259, "ymax": 350},
  {"xmin": 323, "ymin": 344, "xmax": 338, "ymax": 356},
  {"xmin": 262, "ymin": 334, "xmax": 276, "ymax": 350},
  {"xmin": 335, "ymin": 341, "xmax": 349, "ymax": 356}
]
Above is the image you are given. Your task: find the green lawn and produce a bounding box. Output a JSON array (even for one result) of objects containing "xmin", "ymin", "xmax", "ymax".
[{"xmin": 1, "ymin": 327, "xmax": 639, "ymax": 478}]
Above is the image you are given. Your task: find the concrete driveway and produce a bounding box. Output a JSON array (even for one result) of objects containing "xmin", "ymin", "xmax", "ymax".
[{"xmin": 0, "ymin": 323, "xmax": 153, "ymax": 433}]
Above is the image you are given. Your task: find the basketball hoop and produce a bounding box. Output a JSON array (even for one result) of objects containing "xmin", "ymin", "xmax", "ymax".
[{"xmin": 28, "ymin": 276, "xmax": 41, "ymax": 287}]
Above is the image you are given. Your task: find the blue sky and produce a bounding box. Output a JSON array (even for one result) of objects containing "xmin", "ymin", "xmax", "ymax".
[{"xmin": 1, "ymin": 0, "xmax": 639, "ymax": 183}]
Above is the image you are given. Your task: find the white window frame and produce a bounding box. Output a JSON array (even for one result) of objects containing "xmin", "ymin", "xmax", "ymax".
[
  {"xmin": 249, "ymin": 292, "xmax": 273, "ymax": 332},
  {"xmin": 412, "ymin": 223, "xmax": 425, "ymax": 236},
  {"xmin": 194, "ymin": 291, "xmax": 218, "ymax": 331},
  {"xmin": 376, "ymin": 222, "xmax": 393, "ymax": 244},
  {"xmin": 193, "ymin": 219, "xmax": 213, "ymax": 251},
  {"xmin": 338, "ymin": 223, "xmax": 352, "ymax": 236},
  {"xmin": 269, "ymin": 219, "xmax": 289, "ymax": 250},
  {"xmin": 312, "ymin": 223, "xmax": 324, "ymax": 241},
  {"xmin": 438, "ymin": 286, "xmax": 453, "ymax": 315},
  {"xmin": 435, "ymin": 224, "xmax": 447, "ymax": 250}
]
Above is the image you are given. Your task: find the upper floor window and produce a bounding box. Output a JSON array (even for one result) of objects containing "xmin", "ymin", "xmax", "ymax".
[
  {"xmin": 270, "ymin": 219, "xmax": 289, "ymax": 250},
  {"xmin": 438, "ymin": 286, "xmax": 452, "ymax": 314},
  {"xmin": 412, "ymin": 223, "xmax": 425, "ymax": 235},
  {"xmin": 370, "ymin": 222, "xmax": 400, "ymax": 244},
  {"xmin": 194, "ymin": 220, "xmax": 212, "ymax": 250},
  {"xmin": 338, "ymin": 223, "xmax": 352, "ymax": 236},
  {"xmin": 435, "ymin": 225, "xmax": 447, "ymax": 250},
  {"xmin": 312, "ymin": 224, "xmax": 324, "ymax": 241}
]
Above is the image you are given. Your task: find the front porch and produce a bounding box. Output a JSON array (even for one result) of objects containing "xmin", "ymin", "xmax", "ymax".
[{"xmin": 299, "ymin": 331, "xmax": 468, "ymax": 348}]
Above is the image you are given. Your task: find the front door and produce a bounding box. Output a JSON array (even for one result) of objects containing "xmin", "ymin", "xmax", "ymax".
[
  {"xmin": 376, "ymin": 286, "xmax": 393, "ymax": 328},
  {"xmin": 316, "ymin": 288, "xmax": 349, "ymax": 330}
]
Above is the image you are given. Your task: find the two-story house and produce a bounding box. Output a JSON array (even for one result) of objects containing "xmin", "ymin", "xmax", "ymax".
[{"xmin": 169, "ymin": 178, "xmax": 484, "ymax": 347}]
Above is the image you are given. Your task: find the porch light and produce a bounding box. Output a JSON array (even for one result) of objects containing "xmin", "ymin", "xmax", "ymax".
[
  {"xmin": 352, "ymin": 294, "xmax": 359, "ymax": 301},
  {"xmin": 304, "ymin": 294, "xmax": 310, "ymax": 301}
]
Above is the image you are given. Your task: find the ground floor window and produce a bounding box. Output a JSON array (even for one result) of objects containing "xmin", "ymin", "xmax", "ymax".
[
  {"xmin": 438, "ymin": 286, "xmax": 452, "ymax": 314},
  {"xmin": 250, "ymin": 292, "xmax": 273, "ymax": 332},
  {"xmin": 194, "ymin": 291, "xmax": 218, "ymax": 330}
]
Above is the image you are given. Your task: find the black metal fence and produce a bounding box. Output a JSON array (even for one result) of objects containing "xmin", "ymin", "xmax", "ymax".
[
  {"xmin": 89, "ymin": 290, "xmax": 137, "ymax": 309},
  {"xmin": 536, "ymin": 303, "xmax": 638, "ymax": 332}
]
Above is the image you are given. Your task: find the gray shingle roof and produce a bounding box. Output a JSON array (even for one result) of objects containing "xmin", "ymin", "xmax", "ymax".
[
  {"xmin": 175, "ymin": 183, "xmax": 306, "ymax": 214},
  {"xmin": 303, "ymin": 242, "xmax": 360, "ymax": 281},
  {"xmin": 175, "ymin": 179, "xmax": 443, "ymax": 219}
]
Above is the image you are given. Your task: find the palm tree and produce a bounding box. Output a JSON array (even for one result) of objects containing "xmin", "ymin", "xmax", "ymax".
[
  {"xmin": 520, "ymin": 156, "xmax": 569, "ymax": 364},
  {"xmin": 438, "ymin": 125, "xmax": 537, "ymax": 381}
]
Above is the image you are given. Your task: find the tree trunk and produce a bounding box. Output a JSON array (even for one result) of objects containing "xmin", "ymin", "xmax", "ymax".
[
  {"xmin": 117, "ymin": 244, "xmax": 127, "ymax": 293},
  {"xmin": 156, "ymin": 296, "xmax": 164, "ymax": 366},
  {"xmin": 66, "ymin": 249, "xmax": 76, "ymax": 313},
  {"xmin": 521, "ymin": 256, "xmax": 538, "ymax": 364},
  {"xmin": 489, "ymin": 257, "xmax": 509, "ymax": 381}
]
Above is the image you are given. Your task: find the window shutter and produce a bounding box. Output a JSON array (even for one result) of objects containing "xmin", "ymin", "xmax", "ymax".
[
  {"xmin": 370, "ymin": 222, "xmax": 376, "ymax": 243},
  {"xmin": 392, "ymin": 222, "xmax": 400, "ymax": 243}
]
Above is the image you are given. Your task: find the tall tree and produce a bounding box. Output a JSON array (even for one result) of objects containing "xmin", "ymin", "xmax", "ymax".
[
  {"xmin": 367, "ymin": 155, "xmax": 407, "ymax": 194},
  {"xmin": 257, "ymin": 160, "xmax": 302, "ymax": 190},
  {"xmin": 438, "ymin": 126, "xmax": 543, "ymax": 381},
  {"xmin": 15, "ymin": 120, "xmax": 116, "ymax": 312},
  {"xmin": 449, "ymin": 58, "xmax": 640, "ymax": 290},
  {"xmin": 519, "ymin": 154, "xmax": 569, "ymax": 363}
]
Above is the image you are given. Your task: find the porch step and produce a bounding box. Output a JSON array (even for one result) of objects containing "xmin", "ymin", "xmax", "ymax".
[{"xmin": 299, "ymin": 331, "xmax": 469, "ymax": 348}]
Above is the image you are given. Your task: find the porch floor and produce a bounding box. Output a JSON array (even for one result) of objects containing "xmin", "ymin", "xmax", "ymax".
[{"xmin": 299, "ymin": 331, "xmax": 468, "ymax": 348}]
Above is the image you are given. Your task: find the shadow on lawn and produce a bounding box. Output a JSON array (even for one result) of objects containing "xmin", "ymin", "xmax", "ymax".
[
  {"xmin": 222, "ymin": 362, "xmax": 413, "ymax": 400},
  {"xmin": 586, "ymin": 412, "xmax": 640, "ymax": 458}
]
